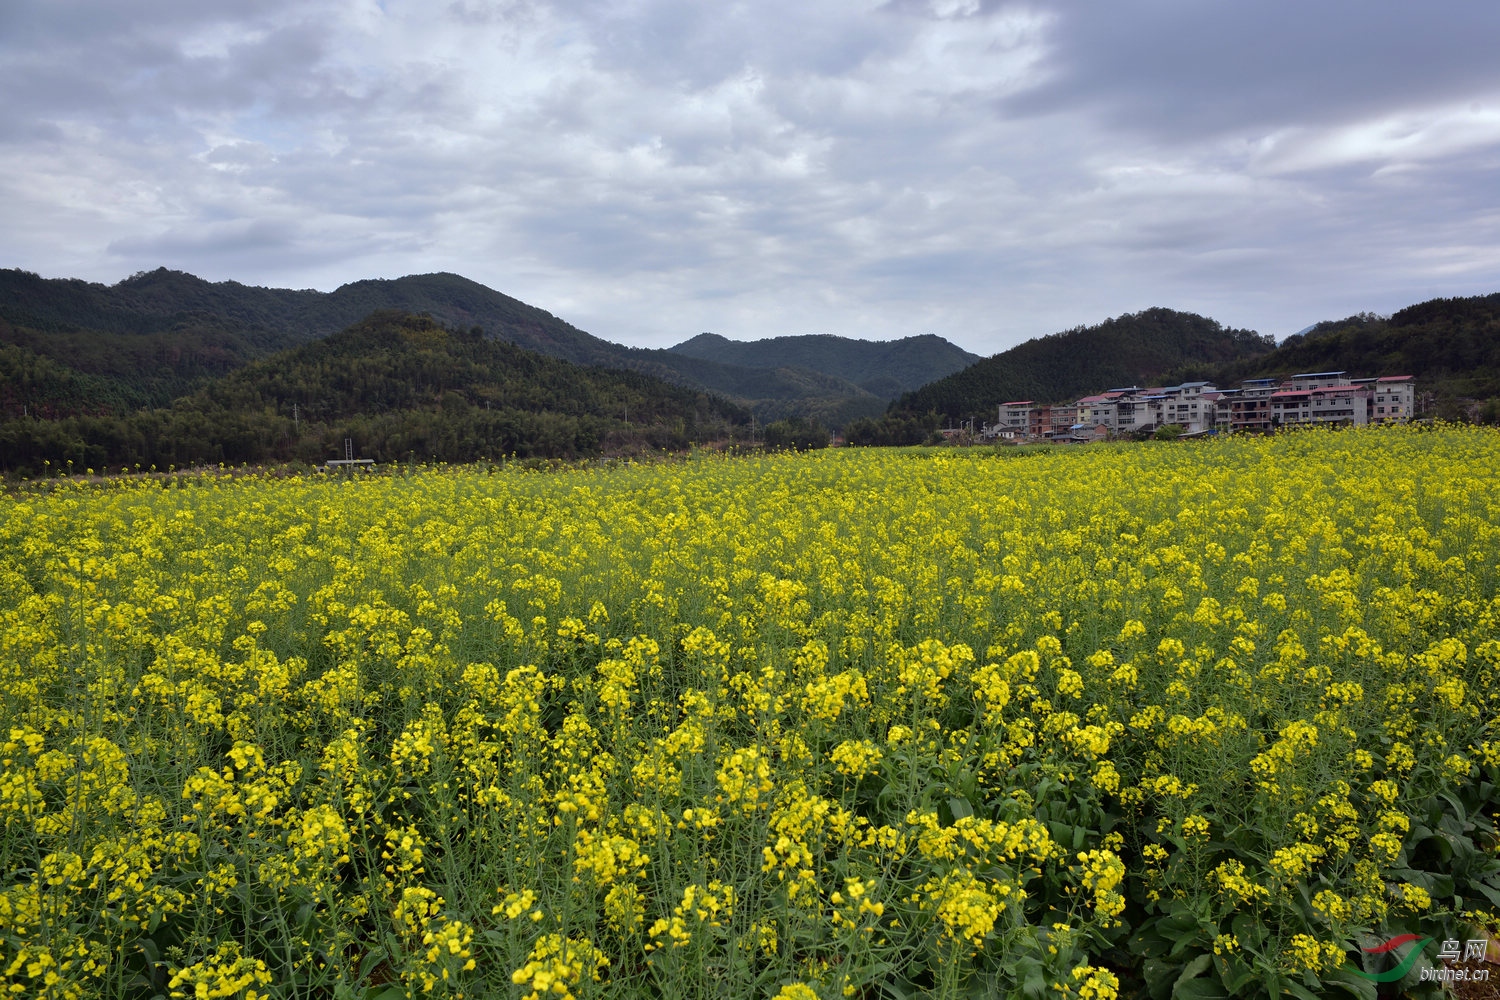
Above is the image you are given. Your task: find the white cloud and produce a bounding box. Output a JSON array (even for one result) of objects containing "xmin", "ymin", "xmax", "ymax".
[
  {"xmin": 1, "ymin": 0, "xmax": 1498, "ymax": 352},
  {"xmin": 1253, "ymin": 99, "xmax": 1500, "ymax": 174}
]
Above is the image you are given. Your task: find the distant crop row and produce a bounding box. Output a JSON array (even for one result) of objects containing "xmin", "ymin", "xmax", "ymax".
[{"xmin": 2, "ymin": 425, "xmax": 1498, "ymax": 999}]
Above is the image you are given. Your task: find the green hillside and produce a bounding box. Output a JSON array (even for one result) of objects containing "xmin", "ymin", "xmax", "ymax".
[
  {"xmin": 1206, "ymin": 293, "xmax": 1500, "ymax": 419},
  {"xmin": 892, "ymin": 308, "xmax": 1275, "ymax": 420},
  {"xmin": 0, "ymin": 268, "xmax": 625, "ymax": 413},
  {"xmin": 0, "ymin": 312, "xmax": 746, "ymax": 475},
  {"xmin": 668, "ymin": 332, "xmax": 980, "ymax": 397},
  {"xmin": 0, "ymin": 268, "xmax": 937, "ymax": 426}
]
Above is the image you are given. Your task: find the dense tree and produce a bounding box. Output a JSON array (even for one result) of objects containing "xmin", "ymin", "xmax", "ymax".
[
  {"xmin": 0, "ymin": 267, "xmax": 976, "ymax": 430},
  {"xmin": 0, "ymin": 312, "xmax": 748, "ymax": 476},
  {"xmin": 891, "ymin": 308, "xmax": 1274, "ymax": 422},
  {"xmin": 761, "ymin": 416, "xmax": 829, "ymax": 451},
  {"xmin": 843, "ymin": 412, "xmax": 940, "ymax": 447},
  {"xmin": 1209, "ymin": 293, "xmax": 1500, "ymax": 414}
]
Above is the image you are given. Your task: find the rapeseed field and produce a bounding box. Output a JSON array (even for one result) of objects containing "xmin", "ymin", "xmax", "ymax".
[{"xmin": 2, "ymin": 426, "xmax": 1498, "ymax": 999}]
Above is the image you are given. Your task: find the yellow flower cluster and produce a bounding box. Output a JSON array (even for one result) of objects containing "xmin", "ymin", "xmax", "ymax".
[
  {"xmin": 510, "ymin": 933, "xmax": 607, "ymax": 1000},
  {"xmin": 166, "ymin": 941, "xmax": 272, "ymax": 1000},
  {"xmin": 1, "ymin": 425, "xmax": 1497, "ymax": 998}
]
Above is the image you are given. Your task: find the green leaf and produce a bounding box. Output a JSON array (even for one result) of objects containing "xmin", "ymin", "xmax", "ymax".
[
  {"xmin": 1170, "ymin": 953, "xmax": 1215, "ymax": 999},
  {"xmin": 1142, "ymin": 957, "xmax": 1178, "ymax": 1000},
  {"xmin": 1213, "ymin": 952, "xmax": 1258, "ymax": 993},
  {"xmin": 1279, "ymin": 980, "xmax": 1322, "ymax": 1000},
  {"xmin": 1232, "ymin": 912, "xmax": 1268, "ymax": 951},
  {"xmin": 1172, "ymin": 978, "xmax": 1230, "ymax": 1000},
  {"xmin": 357, "ymin": 948, "xmax": 387, "ymax": 980},
  {"xmin": 1319, "ymin": 967, "xmax": 1379, "ymax": 1000},
  {"xmin": 948, "ymin": 796, "xmax": 974, "ymax": 821},
  {"xmin": 1473, "ymin": 882, "xmax": 1500, "ymax": 907},
  {"xmin": 1016, "ymin": 956, "xmax": 1049, "ymax": 999},
  {"xmin": 1130, "ymin": 923, "xmax": 1174, "ymax": 960}
]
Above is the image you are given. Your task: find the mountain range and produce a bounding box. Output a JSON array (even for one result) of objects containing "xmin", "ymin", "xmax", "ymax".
[
  {"xmin": 891, "ymin": 307, "xmax": 1277, "ymax": 420},
  {"xmin": 1211, "ymin": 294, "xmax": 1500, "ymax": 419},
  {"xmin": 3, "ymin": 265, "xmax": 1497, "ymax": 475},
  {"xmin": 886, "ymin": 295, "xmax": 1500, "ymax": 427},
  {"xmin": 0, "ymin": 310, "xmax": 747, "ymax": 473},
  {"xmin": 0, "ymin": 267, "xmax": 977, "ymax": 425}
]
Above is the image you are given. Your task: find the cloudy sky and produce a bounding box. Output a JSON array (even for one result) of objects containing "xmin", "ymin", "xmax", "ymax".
[{"xmin": 4, "ymin": 1, "xmax": 1499, "ymax": 353}]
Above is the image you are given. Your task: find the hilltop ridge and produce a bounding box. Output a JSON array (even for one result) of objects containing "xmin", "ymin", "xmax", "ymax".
[
  {"xmin": 891, "ymin": 307, "xmax": 1275, "ymax": 420},
  {"xmin": 0, "ymin": 268, "xmax": 977, "ymax": 426},
  {"xmin": 0, "ymin": 311, "xmax": 745, "ymax": 473}
]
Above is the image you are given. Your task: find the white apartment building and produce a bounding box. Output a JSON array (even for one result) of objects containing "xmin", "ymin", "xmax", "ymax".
[
  {"xmin": 1270, "ymin": 384, "xmax": 1372, "ymax": 427},
  {"xmin": 1284, "ymin": 371, "xmax": 1353, "ymax": 390},
  {"xmin": 998, "ymin": 401, "xmax": 1034, "ymax": 434},
  {"xmin": 985, "ymin": 372, "xmax": 1415, "ymax": 445},
  {"xmin": 1370, "ymin": 376, "xmax": 1415, "ymax": 421}
]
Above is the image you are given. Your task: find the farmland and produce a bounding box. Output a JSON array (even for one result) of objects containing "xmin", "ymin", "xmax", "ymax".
[{"xmin": 2, "ymin": 426, "xmax": 1499, "ymax": 999}]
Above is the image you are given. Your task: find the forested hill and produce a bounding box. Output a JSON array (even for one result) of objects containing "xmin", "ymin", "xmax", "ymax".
[
  {"xmin": 892, "ymin": 308, "xmax": 1275, "ymax": 420},
  {"xmin": 1206, "ymin": 293, "xmax": 1500, "ymax": 419},
  {"xmin": 0, "ymin": 268, "xmax": 961, "ymax": 426},
  {"xmin": 0, "ymin": 312, "xmax": 747, "ymax": 474},
  {"xmin": 668, "ymin": 333, "xmax": 980, "ymax": 398},
  {"xmin": 0, "ymin": 268, "xmax": 621, "ymax": 413}
]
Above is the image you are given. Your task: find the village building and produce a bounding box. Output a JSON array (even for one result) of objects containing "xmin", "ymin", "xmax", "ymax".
[
  {"xmin": 977, "ymin": 371, "xmax": 1414, "ymax": 443},
  {"xmin": 1230, "ymin": 378, "xmax": 1278, "ymax": 433},
  {"xmin": 1368, "ymin": 375, "xmax": 1415, "ymax": 422}
]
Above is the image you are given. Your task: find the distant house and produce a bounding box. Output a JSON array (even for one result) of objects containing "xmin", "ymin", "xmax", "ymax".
[
  {"xmin": 1370, "ymin": 376, "xmax": 1415, "ymax": 422},
  {"xmin": 1231, "ymin": 379, "xmax": 1278, "ymax": 433},
  {"xmin": 998, "ymin": 401, "xmax": 1035, "ymax": 436},
  {"xmin": 975, "ymin": 371, "xmax": 1413, "ymax": 447},
  {"xmin": 1270, "ymin": 383, "xmax": 1371, "ymax": 428}
]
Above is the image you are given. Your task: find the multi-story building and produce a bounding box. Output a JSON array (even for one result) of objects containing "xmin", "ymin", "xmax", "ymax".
[
  {"xmin": 1080, "ymin": 395, "xmax": 1116, "ymax": 434},
  {"xmin": 1230, "ymin": 378, "xmax": 1278, "ymax": 432},
  {"xmin": 1271, "ymin": 383, "xmax": 1373, "ymax": 427},
  {"xmin": 1309, "ymin": 384, "xmax": 1371, "ymax": 425},
  {"xmin": 1044, "ymin": 405, "xmax": 1078, "ymax": 439},
  {"xmin": 984, "ymin": 401, "xmax": 1061, "ymax": 441},
  {"xmin": 1284, "ymin": 371, "xmax": 1353, "ymax": 391},
  {"xmin": 1204, "ymin": 390, "xmax": 1237, "ymax": 431},
  {"xmin": 1131, "ymin": 392, "xmax": 1169, "ymax": 432},
  {"xmin": 997, "ymin": 401, "xmax": 1034, "ymax": 436},
  {"xmin": 1157, "ymin": 383, "xmax": 1214, "ymax": 433},
  {"xmin": 980, "ymin": 372, "xmax": 1413, "ymax": 445},
  {"xmin": 1270, "ymin": 388, "xmax": 1311, "ymax": 426},
  {"xmin": 1370, "ymin": 375, "xmax": 1415, "ymax": 421}
]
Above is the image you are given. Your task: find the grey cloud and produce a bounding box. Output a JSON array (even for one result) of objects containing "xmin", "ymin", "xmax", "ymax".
[
  {"xmin": 2, "ymin": 0, "xmax": 1497, "ymax": 355},
  {"xmin": 108, "ymin": 217, "xmax": 299, "ymax": 257},
  {"xmin": 574, "ymin": 0, "xmax": 895, "ymax": 89},
  {"xmin": 1001, "ymin": 2, "xmax": 1500, "ymax": 141}
]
